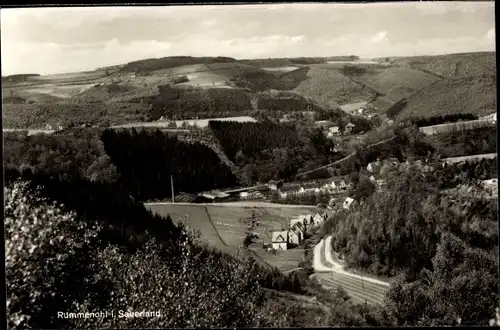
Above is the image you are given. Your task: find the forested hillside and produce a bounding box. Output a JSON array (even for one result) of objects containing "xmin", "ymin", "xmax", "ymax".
[
  {"xmin": 394, "ymin": 75, "xmax": 496, "ymax": 119},
  {"xmin": 101, "ymin": 129, "xmax": 238, "ymax": 201},
  {"xmin": 325, "ymin": 165, "xmax": 499, "ymax": 325},
  {"xmin": 208, "ymin": 120, "xmax": 341, "ymax": 184}
]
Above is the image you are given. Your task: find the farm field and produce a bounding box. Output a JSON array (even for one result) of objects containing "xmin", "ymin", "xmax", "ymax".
[
  {"xmin": 419, "ymin": 119, "xmax": 496, "ymax": 136},
  {"xmin": 293, "ymin": 65, "xmax": 376, "ymax": 108},
  {"xmin": 352, "ymin": 66, "xmax": 441, "ymax": 102},
  {"xmin": 3, "ymin": 129, "xmax": 56, "ymax": 136},
  {"xmin": 144, "ymin": 202, "xmax": 317, "ymax": 249},
  {"xmin": 112, "ymin": 116, "xmax": 257, "ymax": 129},
  {"xmin": 144, "ymin": 203, "xmax": 232, "ymax": 252},
  {"xmin": 30, "ymin": 70, "xmax": 108, "ymax": 82},
  {"xmin": 261, "ymin": 66, "xmax": 299, "ymax": 72},
  {"xmin": 441, "ymin": 153, "xmax": 497, "ymax": 164},
  {"xmin": 339, "ymin": 101, "xmax": 369, "ymax": 113},
  {"xmin": 250, "ymin": 247, "xmax": 305, "ymax": 272}
]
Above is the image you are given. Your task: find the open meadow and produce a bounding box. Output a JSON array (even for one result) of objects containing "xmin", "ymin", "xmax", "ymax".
[{"xmin": 144, "ymin": 202, "xmax": 317, "ymax": 249}]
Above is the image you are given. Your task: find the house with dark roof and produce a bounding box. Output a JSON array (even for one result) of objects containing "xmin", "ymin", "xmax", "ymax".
[{"xmin": 271, "ymin": 231, "xmax": 288, "ymax": 251}]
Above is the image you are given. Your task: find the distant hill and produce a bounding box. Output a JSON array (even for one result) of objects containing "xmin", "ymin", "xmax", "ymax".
[
  {"xmin": 292, "ymin": 65, "xmax": 376, "ymax": 109},
  {"xmin": 2, "ymin": 74, "xmax": 40, "ymax": 82},
  {"xmin": 119, "ymin": 56, "xmax": 236, "ymax": 73},
  {"xmin": 376, "ymin": 52, "xmax": 496, "ymax": 79},
  {"xmin": 3, "ymin": 52, "xmax": 496, "ymax": 128},
  {"xmin": 394, "ymin": 74, "xmax": 496, "ymax": 119}
]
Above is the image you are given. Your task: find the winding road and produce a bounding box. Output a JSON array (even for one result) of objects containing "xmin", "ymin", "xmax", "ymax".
[{"xmin": 311, "ymin": 235, "xmax": 390, "ymax": 306}]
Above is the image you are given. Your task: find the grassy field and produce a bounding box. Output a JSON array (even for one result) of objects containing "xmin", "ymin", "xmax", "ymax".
[
  {"xmin": 293, "ymin": 65, "xmax": 375, "ymax": 108},
  {"xmin": 144, "ymin": 202, "xmax": 317, "ymax": 250},
  {"xmin": 395, "ymin": 74, "xmax": 496, "ymax": 119},
  {"xmin": 250, "ymin": 247, "xmax": 305, "ymax": 272},
  {"xmin": 441, "ymin": 153, "xmax": 497, "ymax": 164},
  {"xmin": 352, "ymin": 66, "xmax": 440, "ymax": 102},
  {"xmin": 419, "ymin": 119, "xmax": 496, "ymax": 136},
  {"xmin": 113, "ymin": 116, "xmax": 257, "ymax": 129}
]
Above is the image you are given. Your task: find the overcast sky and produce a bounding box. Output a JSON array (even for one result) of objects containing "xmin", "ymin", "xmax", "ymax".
[{"xmin": 1, "ymin": 2, "xmax": 495, "ymax": 76}]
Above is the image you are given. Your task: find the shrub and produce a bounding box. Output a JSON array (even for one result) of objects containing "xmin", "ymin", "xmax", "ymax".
[{"xmin": 5, "ymin": 180, "xmax": 102, "ymax": 329}]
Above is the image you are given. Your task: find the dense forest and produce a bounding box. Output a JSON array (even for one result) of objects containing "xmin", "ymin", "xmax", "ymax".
[
  {"xmin": 144, "ymin": 86, "xmax": 253, "ymax": 120},
  {"xmin": 4, "ymin": 128, "xmax": 240, "ymax": 201},
  {"xmin": 2, "ymin": 102, "xmax": 151, "ymax": 129},
  {"xmin": 3, "ymin": 129, "xmax": 119, "ymax": 183},
  {"xmin": 229, "ymin": 66, "xmax": 309, "ymax": 92},
  {"xmin": 434, "ymin": 157, "xmax": 497, "ymax": 189},
  {"xmin": 426, "ymin": 126, "xmax": 497, "ymax": 158},
  {"xmin": 101, "ymin": 129, "xmax": 238, "ymax": 201},
  {"xmin": 119, "ymin": 56, "xmax": 236, "ymax": 73},
  {"xmin": 209, "ymin": 120, "xmax": 338, "ymax": 185},
  {"xmin": 410, "ymin": 113, "xmax": 479, "ymax": 127},
  {"xmin": 325, "ymin": 165, "xmax": 498, "ymax": 325},
  {"xmin": 209, "ymin": 121, "xmax": 301, "ymax": 161}
]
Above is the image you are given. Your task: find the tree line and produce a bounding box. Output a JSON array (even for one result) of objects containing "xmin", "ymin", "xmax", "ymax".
[{"xmin": 409, "ymin": 113, "xmax": 479, "ymax": 127}]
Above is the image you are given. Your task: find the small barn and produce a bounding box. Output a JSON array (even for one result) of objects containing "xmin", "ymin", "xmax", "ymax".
[{"xmin": 271, "ymin": 231, "xmax": 288, "ymax": 251}]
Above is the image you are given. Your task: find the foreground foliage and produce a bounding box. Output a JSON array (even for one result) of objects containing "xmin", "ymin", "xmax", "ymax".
[{"xmin": 5, "ymin": 176, "xmax": 383, "ymax": 329}]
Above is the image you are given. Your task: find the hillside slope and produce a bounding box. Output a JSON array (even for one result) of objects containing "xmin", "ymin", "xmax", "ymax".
[
  {"xmin": 378, "ymin": 52, "xmax": 495, "ymax": 79},
  {"xmin": 293, "ymin": 65, "xmax": 376, "ymax": 109},
  {"xmin": 395, "ymin": 74, "xmax": 496, "ymax": 119}
]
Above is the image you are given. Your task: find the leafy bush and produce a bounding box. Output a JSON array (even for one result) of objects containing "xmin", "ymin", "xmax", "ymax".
[{"xmin": 5, "ymin": 180, "xmax": 102, "ymax": 329}]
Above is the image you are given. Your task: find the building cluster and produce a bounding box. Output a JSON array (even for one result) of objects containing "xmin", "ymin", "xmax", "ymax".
[
  {"xmin": 271, "ymin": 212, "xmax": 327, "ymax": 251},
  {"xmin": 276, "ymin": 179, "xmax": 351, "ymax": 199}
]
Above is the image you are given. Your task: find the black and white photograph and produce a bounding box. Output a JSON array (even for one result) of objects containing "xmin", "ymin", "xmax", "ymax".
[{"xmin": 2, "ymin": 2, "xmax": 498, "ymax": 328}]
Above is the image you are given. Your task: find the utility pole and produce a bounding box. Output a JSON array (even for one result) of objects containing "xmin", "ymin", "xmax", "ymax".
[
  {"xmin": 362, "ymin": 273, "xmax": 367, "ymax": 305},
  {"xmin": 171, "ymin": 175, "xmax": 175, "ymax": 203}
]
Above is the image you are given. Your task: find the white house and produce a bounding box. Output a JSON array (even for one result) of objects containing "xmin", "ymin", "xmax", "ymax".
[
  {"xmin": 288, "ymin": 230, "xmax": 300, "ymax": 245},
  {"xmin": 298, "ymin": 187, "xmax": 306, "ymax": 194},
  {"xmin": 343, "ymin": 197, "xmax": 355, "ymax": 210},
  {"xmin": 327, "ymin": 126, "xmax": 341, "ymax": 138},
  {"xmin": 290, "ymin": 218, "xmax": 304, "ymax": 228},
  {"xmin": 311, "ymin": 213, "xmax": 325, "ymax": 227},
  {"xmin": 240, "ymin": 192, "xmax": 249, "ymax": 199},
  {"xmin": 291, "ymin": 225, "xmax": 304, "ymax": 242},
  {"xmin": 369, "ymin": 175, "xmax": 376, "ymax": 183},
  {"xmin": 271, "ymin": 231, "xmax": 288, "ymax": 251},
  {"xmin": 367, "ymin": 160, "xmax": 383, "ymax": 174},
  {"xmin": 45, "ymin": 124, "xmax": 52, "ymax": 130}
]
